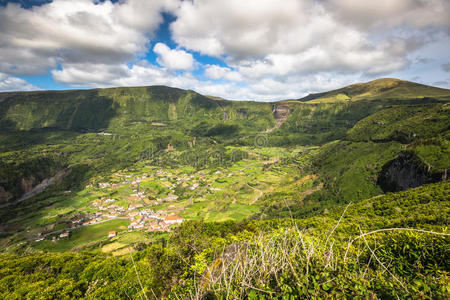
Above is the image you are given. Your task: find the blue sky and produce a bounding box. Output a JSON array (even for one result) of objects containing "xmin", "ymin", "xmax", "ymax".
[{"xmin": 0, "ymin": 0, "xmax": 449, "ymax": 101}]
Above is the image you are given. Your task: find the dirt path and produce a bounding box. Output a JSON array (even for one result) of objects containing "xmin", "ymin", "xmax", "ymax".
[{"xmin": 247, "ymin": 183, "xmax": 264, "ymax": 205}]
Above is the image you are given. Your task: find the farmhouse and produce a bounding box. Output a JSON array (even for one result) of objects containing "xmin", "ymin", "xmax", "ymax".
[
  {"xmin": 129, "ymin": 211, "xmax": 139, "ymax": 217},
  {"xmin": 149, "ymin": 222, "xmax": 163, "ymax": 231},
  {"xmin": 108, "ymin": 231, "xmax": 117, "ymax": 238},
  {"xmin": 59, "ymin": 232, "xmax": 69, "ymax": 238},
  {"xmin": 128, "ymin": 203, "xmax": 143, "ymax": 211},
  {"xmin": 163, "ymin": 194, "xmax": 179, "ymax": 201},
  {"xmin": 163, "ymin": 216, "xmax": 183, "ymax": 224}
]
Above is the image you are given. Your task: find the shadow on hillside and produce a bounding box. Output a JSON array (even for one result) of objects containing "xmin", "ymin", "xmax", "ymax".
[{"xmin": 0, "ymin": 89, "xmax": 118, "ymax": 133}]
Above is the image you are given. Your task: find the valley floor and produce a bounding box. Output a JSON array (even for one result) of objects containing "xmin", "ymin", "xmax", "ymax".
[{"xmin": 1, "ymin": 146, "xmax": 321, "ymax": 254}]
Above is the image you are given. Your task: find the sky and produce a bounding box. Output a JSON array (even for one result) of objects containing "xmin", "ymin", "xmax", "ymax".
[{"xmin": 0, "ymin": 0, "xmax": 449, "ymax": 101}]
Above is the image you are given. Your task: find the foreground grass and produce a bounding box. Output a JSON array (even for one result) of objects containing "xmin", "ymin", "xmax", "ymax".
[{"xmin": 187, "ymin": 227, "xmax": 448, "ymax": 298}]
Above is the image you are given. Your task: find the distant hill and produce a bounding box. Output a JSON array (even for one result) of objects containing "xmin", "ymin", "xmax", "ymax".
[
  {"xmin": 298, "ymin": 78, "xmax": 450, "ymax": 103},
  {"xmin": 0, "ymin": 85, "xmax": 274, "ymax": 132}
]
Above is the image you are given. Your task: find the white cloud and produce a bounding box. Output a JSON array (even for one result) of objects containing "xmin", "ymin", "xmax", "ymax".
[
  {"xmin": 51, "ymin": 60, "xmax": 368, "ymax": 101},
  {"xmin": 153, "ymin": 43, "xmax": 195, "ymax": 70},
  {"xmin": 0, "ymin": 73, "xmax": 39, "ymax": 91},
  {"xmin": 52, "ymin": 61, "xmax": 198, "ymax": 89},
  {"xmin": 171, "ymin": 0, "xmax": 443, "ymax": 79},
  {"xmin": 51, "ymin": 63, "xmax": 131, "ymax": 87},
  {"xmin": 326, "ymin": 0, "xmax": 450, "ymax": 30},
  {"xmin": 0, "ymin": 0, "xmax": 179, "ymax": 75},
  {"xmin": 171, "ymin": 0, "xmax": 313, "ymax": 58},
  {"xmin": 204, "ymin": 65, "xmax": 242, "ymax": 81},
  {"xmin": 236, "ymin": 38, "xmax": 414, "ymax": 79},
  {"xmin": 1, "ymin": 0, "xmax": 448, "ymax": 99},
  {"xmin": 113, "ymin": 0, "xmax": 179, "ymax": 32}
]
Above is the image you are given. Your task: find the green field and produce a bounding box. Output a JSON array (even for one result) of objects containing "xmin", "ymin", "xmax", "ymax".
[{"xmin": 33, "ymin": 219, "xmax": 129, "ymax": 252}]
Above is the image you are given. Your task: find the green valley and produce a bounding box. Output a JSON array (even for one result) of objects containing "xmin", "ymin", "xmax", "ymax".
[{"xmin": 0, "ymin": 78, "xmax": 449, "ymax": 298}]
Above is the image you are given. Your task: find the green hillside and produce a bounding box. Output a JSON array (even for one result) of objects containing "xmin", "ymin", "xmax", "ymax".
[
  {"xmin": 0, "ymin": 86, "xmax": 274, "ymax": 132},
  {"xmin": 299, "ymin": 78, "xmax": 450, "ymax": 103},
  {"xmin": 0, "ymin": 79, "xmax": 449, "ymax": 298}
]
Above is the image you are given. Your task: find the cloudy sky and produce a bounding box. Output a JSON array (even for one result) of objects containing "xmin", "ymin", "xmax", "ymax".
[{"xmin": 0, "ymin": 0, "xmax": 449, "ymax": 100}]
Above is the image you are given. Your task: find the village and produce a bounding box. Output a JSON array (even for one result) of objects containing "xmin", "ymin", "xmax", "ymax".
[
  {"xmin": 31, "ymin": 160, "xmax": 265, "ymax": 244},
  {"xmin": 34, "ymin": 203, "xmax": 184, "ymax": 242},
  {"xmin": 89, "ymin": 197, "xmax": 183, "ymax": 232},
  {"xmin": 24, "ymin": 145, "xmax": 310, "ymax": 252},
  {"xmin": 34, "ymin": 170, "xmax": 188, "ymax": 242}
]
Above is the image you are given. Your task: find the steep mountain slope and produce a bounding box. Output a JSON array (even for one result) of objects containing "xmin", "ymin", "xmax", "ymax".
[
  {"xmin": 298, "ymin": 104, "xmax": 450, "ymax": 207},
  {"xmin": 0, "ymin": 86, "xmax": 275, "ymax": 204},
  {"xmin": 257, "ymin": 101, "xmax": 449, "ymax": 218},
  {"xmin": 0, "ymin": 86, "xmax": 275, "ymax": 132},
  {"xmin": 299, "ymin": 78, "xmax": 450, "ymax": 103}
]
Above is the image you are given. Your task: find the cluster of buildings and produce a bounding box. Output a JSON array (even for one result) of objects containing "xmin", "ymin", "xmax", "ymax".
[
  {"xmin": 34, "ymin": 209, "xmax": 184, "ymax": 242},
  {"xmin": 128, "ymin": 208, "xmax": 183, "ymax": 232},
  {"xmin": 34, "ymin": 172, "xmax": 187, "ymax": 243}
]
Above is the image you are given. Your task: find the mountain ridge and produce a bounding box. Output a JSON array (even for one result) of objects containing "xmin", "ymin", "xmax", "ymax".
[
  {"xmin": 1, "ymin": 78, "xmax": 449, "ymax": 104},
  {"xmin": 298, "ymin": 78, "xmax": 450, "ymax": 103}
]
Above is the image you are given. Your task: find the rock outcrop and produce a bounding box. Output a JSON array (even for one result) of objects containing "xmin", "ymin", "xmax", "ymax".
[{"xmin": 378, "ymin": 151, "xmax": 443, "ymax": 192}]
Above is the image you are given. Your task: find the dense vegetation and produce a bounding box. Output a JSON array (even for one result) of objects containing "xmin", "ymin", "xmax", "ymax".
[
  {"xmin": 0, "ymin": 78, "xmax": 449, "ymax": 298},
  {"xmin": 0, "ymin": 182, "xmax": 448, "ymax": 298}
]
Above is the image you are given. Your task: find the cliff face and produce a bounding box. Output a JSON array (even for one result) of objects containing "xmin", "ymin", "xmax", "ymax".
[
  {"xmin": 378, "ymin": 151, "xmax": 443, "ymax": 192},
  {"xmin": 0, "ymin": 155, "xmax": 66, "ymax": 204},
  {"xmin": 272, "ymin": 103, "xmax": 291, "ymax": 122},
  {"xmin": 263, "ymin": 103, "xmax": 291, "ymax": 133}
]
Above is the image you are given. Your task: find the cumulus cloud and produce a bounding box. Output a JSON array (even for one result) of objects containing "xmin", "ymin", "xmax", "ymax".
[
  {"xmin": 326, "ymin": 0, "xmax": 450, "ymax": 30},
  {"xmin": 204, "ymin": 65, "xmax": 242, "ymax": 81},
  {"xmin": 52, "ymin": 61, "xmax": 197, "ymax": 88},
  {"xmin": 171, "ymin": 0, "xmax": 315, "ymax": 58},
  {"xmin": 0, "ymin": 0, "xmax": 178, "ymax": 75},
  {"xmin": 236, "ymin": 36, "xmax": 422, "ymax": 79},
  {"xmin": 153, "ymin": 43, "xmax": 195, "ymax": 70},
  {"xmin": 51, "ymin": 63, "xmax": 132, "ymax": 87},
  {"xmin": 0, "ymin": 0, "xmax": 448, "ymax": 99},
  {"xmin": 0, "ymin": 73, "xmax": 39, "ymax": 91},
  {"xmin": 51, "ymin": 60, "xmax": 365, "ymax": 101},
  {"xmin": 170, "ymin": 0, "xmax": 432, "ymax": 79}
]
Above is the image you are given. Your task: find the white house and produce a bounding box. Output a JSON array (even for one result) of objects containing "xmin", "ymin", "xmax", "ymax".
[
  {"xmin": 163, "ymin": 216, "xmax": 184, "ymax": 224},
  {"xmin": 59, "ymin": 232, "xmax": 69, "ymax": 238}
]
